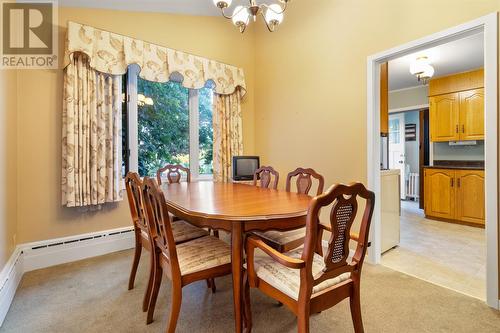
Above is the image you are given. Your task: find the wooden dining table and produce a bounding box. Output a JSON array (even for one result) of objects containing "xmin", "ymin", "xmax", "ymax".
[{"xmin": 160, "ymin": 181, "xmax": 312, "ymax": 333}]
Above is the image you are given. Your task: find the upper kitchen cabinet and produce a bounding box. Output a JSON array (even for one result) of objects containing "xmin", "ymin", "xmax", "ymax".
[
  {"xmin": 459, "ymin": 88, "xmax": 484, "ymax": 140},
  {"xmin": 430, "ymin": 93, "xmax": 460, "ymax": 142},
  {"xmin": 429, "ymin": 69, "xmax": 484, "ymax": 142}
]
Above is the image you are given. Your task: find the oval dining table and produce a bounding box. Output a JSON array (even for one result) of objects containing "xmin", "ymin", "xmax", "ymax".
[{"xmin": 160, "ymin": 181, "xmax": 312, "ymax": 333}]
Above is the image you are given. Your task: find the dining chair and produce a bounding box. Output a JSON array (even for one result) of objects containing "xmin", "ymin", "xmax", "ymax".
[
  {"xmin": 244, "ymin": 182, "xmax": 375, "ymax": 333},
  {"xmin": 253, "ymin": 168, "xmax": 325, "ymax": 253},
  {"xmin": 157, "ymin": 164, "xmax": 219, "ymax": 239},
  {"xmin": 141, "ymin": 177, "xmax": 232, "ymax": 330},
  {"xmin": 156, "ymin": 164, "xmax": 191, "ymax": 185},
  {"xmin": 252, "ymin": 166, "xmax": 280, "ymax": 189},
  {"xmin": 124, "ymin": 172, "xmax": 210, "ymax": 313}
]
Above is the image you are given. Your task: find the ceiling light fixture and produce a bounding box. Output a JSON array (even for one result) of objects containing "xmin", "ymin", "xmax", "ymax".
[
  {"xmin": 213, "ymin": 0, "xmax": 290, "ymax": 33},
  {"xmin": 409, "ymin": 56, "xmax": 435, "ymax": 84}
]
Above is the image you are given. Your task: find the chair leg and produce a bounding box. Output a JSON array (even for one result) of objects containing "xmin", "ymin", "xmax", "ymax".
[
  {"xmin": 349, "ymin": 283, "xmax": 364, "ymax": 333},
  {"xmin": 213, "ymin": 230, "xmax": 220, "ymax": 238},
  {"xmin": 210, "ymin": 278, "xmax": 216, "ymax": 293},
  {"xmin": 167, "ymin": 280, "xmax": 183, "ymax": 333},
  {"xmin": 297, "ymin": 306, "xmax": 310, "ymax": 333},
  {"xmin": 205, "ymin": 278, "xmax": 216, "ymax": 293},
  {"xmin": 143, "ymin": 248, "xmax": 155, "ymax": 312},
  {"xmin": 128, "ymin": 236, "xmax": 142, "ymax": 290},
  {"xmin": 243, "ymin": 271, "xmax": 252, "ymax": 332},
  {"xmin": 146, "ymin": 263, "xmax": 163, "ymax": 325}
]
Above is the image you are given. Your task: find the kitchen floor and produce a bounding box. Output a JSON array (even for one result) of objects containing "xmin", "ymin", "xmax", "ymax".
[{"xmin": 381, "ymin": 200, "xmax": 486, "ymax": 300}]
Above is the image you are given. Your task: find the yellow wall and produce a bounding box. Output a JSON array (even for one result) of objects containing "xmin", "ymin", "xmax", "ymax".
[
  {"xmin": 0, "ymin": 69, "xmax": 17, "ymax": 268},
  {"xmin": 15, "ymin": 7, "xmax": 256, "ymax": 243},
  {"xmin": 253, "ymin": 0, "xmax": 499, "ymax": 295}
]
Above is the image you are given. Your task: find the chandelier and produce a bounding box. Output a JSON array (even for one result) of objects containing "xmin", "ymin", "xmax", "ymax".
[
  {"xmin": 213, "ymin": 0, "xmax": 291, "ymax": 33},
  {"xmin": 409, "ymin": 56, "xmax": 435, "ymax": 84}
]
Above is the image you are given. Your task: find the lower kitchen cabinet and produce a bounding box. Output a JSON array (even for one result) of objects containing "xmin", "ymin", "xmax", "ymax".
[{"xmin": 424, "ymin": 168, "xmax": 484, "ymax": 226}]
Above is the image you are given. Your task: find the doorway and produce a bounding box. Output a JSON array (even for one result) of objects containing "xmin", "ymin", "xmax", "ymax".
[{"xmin": 367, "ymin": 13, "xmax": 498, "ymax": 308}]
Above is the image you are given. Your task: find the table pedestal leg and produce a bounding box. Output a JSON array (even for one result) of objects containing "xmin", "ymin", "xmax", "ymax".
[{"xmin": 231, "ymin": 222, "xmax": 243, "ymax": 333}]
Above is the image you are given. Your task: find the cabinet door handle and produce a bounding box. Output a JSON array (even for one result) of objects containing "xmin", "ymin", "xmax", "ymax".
[
  {"xmin": 456, "ymin": 125, "xmax": 459, "ymax": 133},
  {"xmin": 462, "ymin": 125, "xmax": 465, "ymax": 133},
  {"xmin": 457, "ymin": 178, "xmax": 461, "ymax": 187},
  {"xmin": 450, "ymin": 178, "xmax": 454, "ymax": 187}
]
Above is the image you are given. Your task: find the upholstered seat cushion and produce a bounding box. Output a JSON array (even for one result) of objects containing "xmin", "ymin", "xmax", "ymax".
[
  {"xmin": 171, "ymin": 220, "xmax": 209, "ymax": 243},
  {"xmin": 140, "ymin": 220, "xmax": 208, "ymax": 244},
  {"xmin": 251, "ymin": 247, "xmax": 351, "ymax": 300},
  {"xmin": 176, "ymin": 236, "xmax": 231, "ymax": 275},
  {"xmin": 253, "ymin": 228, "xmax": 306, "ymax": 246}
]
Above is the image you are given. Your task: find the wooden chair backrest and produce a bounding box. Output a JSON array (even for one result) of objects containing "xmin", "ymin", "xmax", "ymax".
[
  {"xmin": 125, "ymin": 172, "xmax": 147, "ymax": 232},
  {"xmin": 141, "ymin": 177, "xmax": 180, "ymax": 275},
  {"xmin": 156, "ymin": 164, "xmax": 191, "ymax": 185},
  {"xmin": 286, "ymin": 167, "xmax": 325, "ymax": 196},
  {"xmin": 252, "ymin": 166, "xmax": 279, "ymax": 189},
  {"xmin": 302, "ymin": 183, "xmax": 375, "ymax": 289}
]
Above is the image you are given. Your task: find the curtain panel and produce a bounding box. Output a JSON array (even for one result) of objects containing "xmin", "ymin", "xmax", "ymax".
[
  {"xmin": 62, "ymin": 53, "xmax": 123, "ymax": 207},
  {"xmin": 213, "ymin": 90, "xmax": 244, "ymax": 183},
  {"xmin": 64, "ymin": 22, "xmax": 247, "ymax": 97}
]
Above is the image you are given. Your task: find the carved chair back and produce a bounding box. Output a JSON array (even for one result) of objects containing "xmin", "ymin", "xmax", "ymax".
[
  {"xmin": 286, "ymin": 167, "xmax": 325, "ymax": 196},
  {"xmin": 156, "ymin": 164, "xmax": 191, "ymax": 185},
  {"xmin": 301, "ymin": 183, "xmax": 375, "ymax": 293},
  {"xmin": 141, "ymin": 177, "xmax": 181, "ymax": 275},
  {"xmin": 125, "ymin": 172, "xmax": 148, "ymax": 233},
  {"xmin": 252, "ymin": 166, "xmax": 279, "ymax": 189}
]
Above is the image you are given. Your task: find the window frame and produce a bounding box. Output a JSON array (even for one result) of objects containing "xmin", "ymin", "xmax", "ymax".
[{"xmin": 125, "ymin": 66, "xmax": 213, "ymax": 181}]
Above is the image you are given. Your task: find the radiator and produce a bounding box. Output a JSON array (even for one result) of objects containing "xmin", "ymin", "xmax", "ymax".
[{"xmin": 406, "ymin": 173, "xmax": 419, "ymax": 200}]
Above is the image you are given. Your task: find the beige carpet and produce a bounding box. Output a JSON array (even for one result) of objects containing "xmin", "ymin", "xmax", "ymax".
[{"xmin": 1, "ymin": 249, "xmax": 499, "ymax": 333}]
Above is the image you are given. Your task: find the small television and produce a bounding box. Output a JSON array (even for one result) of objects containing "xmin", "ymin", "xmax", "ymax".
[{"xmin": 232, "ymin": 156, "xmax": 260, "ymax": 181}]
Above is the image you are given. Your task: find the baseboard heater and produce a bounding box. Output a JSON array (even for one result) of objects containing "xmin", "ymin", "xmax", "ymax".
[{"xmin": 29, "ymin": 229, "xmax": 133, "ymax": 251}]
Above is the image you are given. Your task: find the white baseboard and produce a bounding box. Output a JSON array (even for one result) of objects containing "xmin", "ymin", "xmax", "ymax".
[
  {"xmin": 0, "ymin": 226, "xmax": 135, "ymax": 327},
  {"xmin": 0, "ymin": 248, "xmax": 23, "ymax": 327},
  {"xmin": 22, "ymin": 227, "xmax": 135, "ymax": 272}
]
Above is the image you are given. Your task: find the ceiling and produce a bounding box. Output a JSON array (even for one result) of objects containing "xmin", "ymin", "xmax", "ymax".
[
  {"xmin": 59, "ymin": 0, "xmax": 276, "ymax": 16},
  {"xmin": 388, "ymin": 32, "xmax": 484, "ymax": 91}
]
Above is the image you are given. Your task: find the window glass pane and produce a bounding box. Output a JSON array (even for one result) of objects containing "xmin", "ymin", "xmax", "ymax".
[
  {"xmin": 198, "ymin": 87, "xmax": 213, "ymax": 175},
  {"xmin": 389, "ymin": 118, "xmax": 400, "ymax": 144},
  {"xmin": 137, "ymin": 78, "xmax": 189, "ymax": 177}
]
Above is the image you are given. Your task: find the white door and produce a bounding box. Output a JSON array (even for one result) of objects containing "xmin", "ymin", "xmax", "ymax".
[{"xmin": 389, "ymin": 113, "xmax": 406, "ymax": 199}]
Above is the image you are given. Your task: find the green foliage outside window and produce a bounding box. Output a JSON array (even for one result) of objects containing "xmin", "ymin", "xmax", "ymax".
[{"xmin": 137, "ymin": 78, "xmax": 213, "ymax": 177}]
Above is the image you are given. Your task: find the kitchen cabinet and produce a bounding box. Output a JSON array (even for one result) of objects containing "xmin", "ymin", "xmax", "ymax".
[
  {"xmin": 456, "ymin": 169, "xmax": 485, "ymax": 224},
  {"xmin": 380, "ymin": 62, "xmax": 389, "ymax": 135},
  {"xmin": 429, "ymin": 93, "xmax": 460, "ymax": 142},
  {"xmin": 424, "ymin": 168, "xmax": 456, "ymax": 219},
  {"xmin": 459, "ymin": 88, "xmax": 484, "ymax": 140},
  {"xmin": 424, "ymin": 168, "xmax": 485, "ymax": 226},
  {"xmin": 429, "ymin": 69, "xmax": 484, "ymax": 142}
]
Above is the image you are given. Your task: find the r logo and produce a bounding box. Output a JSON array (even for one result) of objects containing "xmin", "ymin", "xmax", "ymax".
[{"xmin": 2, "ymin": 2, "xmax": 53, "ymax": 55}]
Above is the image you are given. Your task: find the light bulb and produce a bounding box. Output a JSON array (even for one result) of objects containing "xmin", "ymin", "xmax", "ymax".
[
  {"xmin": 213, "ymin": 0, "xmax": 232, "ymax": 9},
  {"xmin": 421, "ymin": 64, "xmax": 435, "ymax": 78},
  {"xmin": 232, "ymin": 6, "xmax": 250, "ymax": 27},
  {"xmin": 137, "ymin": 94, "xmax": 145, "ymax": 102},
  {"xmin": 144, "ymin": 97, "xmax": 154, "ymax": 106},
  {"xmin": 265, "ymin": 4, "xmax": 284, "ymax": 25}
]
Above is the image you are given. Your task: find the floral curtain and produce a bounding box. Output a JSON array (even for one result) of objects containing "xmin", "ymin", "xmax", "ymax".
[
  {"xmin": 213, "ymin": 90, "xmax": 244, "ymax": 183},
  {"xmin": 62, "ymin": 53, "xmax": 123, "ymax": 207}
]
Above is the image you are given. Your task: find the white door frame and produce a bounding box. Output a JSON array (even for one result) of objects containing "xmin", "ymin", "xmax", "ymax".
[{"xmin": 366, "ymin": 13, "xmax": 498, "ymax": 308}]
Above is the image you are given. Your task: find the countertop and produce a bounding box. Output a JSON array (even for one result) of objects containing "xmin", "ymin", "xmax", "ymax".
[
  {"xmin": 423, "ymin": 165, "xmax": 484, "ymax": 170},
  {"xmin": 381, "ymin": 169, "xmax": 400, "ymax": 176}
]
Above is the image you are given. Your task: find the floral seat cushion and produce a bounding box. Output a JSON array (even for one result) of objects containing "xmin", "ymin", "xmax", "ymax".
[
  {"xmin": 176, "ymin": 236, "xmax": 231, "ymax": 275},
  {"xmin": 253, "ymin": 228, "xmax": 306, "ymax": 246},
  {"xmin": 252, "ymin": 247, "xmax": 351, "ymax": 300},
  {"xmin": 171, "ymin": 220, "xmax": 209, "ymax": 243}
]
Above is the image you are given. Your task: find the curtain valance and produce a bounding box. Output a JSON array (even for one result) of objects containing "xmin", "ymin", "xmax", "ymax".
[{"xmin": 64, "ymin": 21, "xmax": 247, "ymax": 96}]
